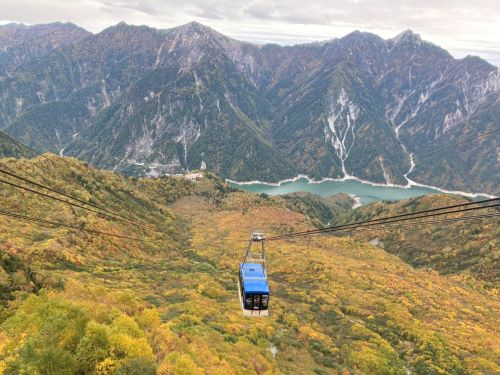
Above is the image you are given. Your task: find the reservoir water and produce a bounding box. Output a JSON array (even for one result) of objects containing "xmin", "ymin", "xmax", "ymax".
[{"xmin": 230, "ymin": 178, "xmax": 443, "ymax": 206}]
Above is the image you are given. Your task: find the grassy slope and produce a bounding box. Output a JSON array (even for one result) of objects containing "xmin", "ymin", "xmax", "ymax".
[{"xmin": 0, "ymin": 157, "xmax": 498, "ymax": 374}]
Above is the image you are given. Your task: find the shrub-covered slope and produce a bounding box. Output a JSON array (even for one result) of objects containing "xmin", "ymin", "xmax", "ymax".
[
  {"xmin": 336, "ymin": 195, "xmax": 500, "ymax": 284},
  {"xmin": 0, "ymin": 157, "xmax": 498, "ymax": 374}
]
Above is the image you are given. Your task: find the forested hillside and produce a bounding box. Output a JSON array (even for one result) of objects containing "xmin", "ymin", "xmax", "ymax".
[{"xmin": 0, "ymin": 156, "xmax": 498, "ymax": 374}]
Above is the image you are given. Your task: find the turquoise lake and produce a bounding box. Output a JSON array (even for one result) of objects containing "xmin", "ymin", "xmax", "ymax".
[{"xmin": 230, "ymin": 178, "xmax": 443, "ymax": 205}]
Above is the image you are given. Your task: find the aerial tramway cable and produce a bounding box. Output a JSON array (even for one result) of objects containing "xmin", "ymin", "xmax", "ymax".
[
  {"xmin": 333, "ymin": 212, "xmax": 500, "ymax": 234},
  {"xmin": 224, "ymin": 202, "xmax": 499, "ymax": 242},
  {"xmin": 0, "ymin": 177, "xmax": 152, "ymax": 229},
  {"xmin": 0, "ymin": 210, "xmax": 145, "ymax": 241},
  {"xmin": 0, "ymin": 167, "xmax": 148, "ymax": 226},
  {"xmin": 0, "ymin": 131, "xmax": 153, "ymax": 229},
  {"xmin": 0, "ymin": 130, "xmax": 66, "ymax": 170},
  {"xmin": 264, "ymin": 198, "xmax": 500, "ymax": 241},
  {"xmin": 391, "ymin": 127, "xmax": 500, "ymax": 169},
  {"xmin": 0, "ymin": 131, "xmax": 147, "ymax": 223}
]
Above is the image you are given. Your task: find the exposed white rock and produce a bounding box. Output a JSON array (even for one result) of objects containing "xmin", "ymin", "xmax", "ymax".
[
  {"xmin": 442, "ymin": 68, "xmax": 499, "ymax": 133},
  {"xmin": 324, "ymin": 88, "xmax": 360, "ymax": 177},
  {"xmin": 14, "ymin": 98, "xmax": 24, "ymax": 114},
  {"xmin": 101, "ymin": 80, "xmax": 111, "ymax": 107},
  {"xmin": 378, "ymin": 156, "xmax": 391, "ymax": 184},
  {"xmin": 193, "ymin": 71, "xmax": 203, "ymax": 111}
]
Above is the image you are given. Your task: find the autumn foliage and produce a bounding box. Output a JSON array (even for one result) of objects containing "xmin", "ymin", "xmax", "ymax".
[{"xmin": 0, "ymin": 156, "xmax": 498, "ymax": 374}]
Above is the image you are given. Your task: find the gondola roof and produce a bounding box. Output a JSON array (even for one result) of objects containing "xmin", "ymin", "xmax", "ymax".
[{"xmin": 240, "ymin": 263, "xmax": 269, "ymax": 294}]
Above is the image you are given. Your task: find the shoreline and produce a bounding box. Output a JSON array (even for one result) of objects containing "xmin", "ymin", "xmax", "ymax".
[{"xmin": 226, "ymin": 174, "xmax": 497, "ymax": 200}]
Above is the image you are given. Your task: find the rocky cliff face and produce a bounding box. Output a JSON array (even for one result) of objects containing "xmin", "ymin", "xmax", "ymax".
[{"xmin": 1, "ymin": 22, "xmax": 498, "ymax": 194}]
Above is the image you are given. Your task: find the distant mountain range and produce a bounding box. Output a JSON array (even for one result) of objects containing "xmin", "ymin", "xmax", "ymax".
[{"xmin": 0, "ymin": 21, "xmax": 498, "ymax": 194}]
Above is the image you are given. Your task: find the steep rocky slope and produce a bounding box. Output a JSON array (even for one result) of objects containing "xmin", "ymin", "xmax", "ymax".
[{"xmin": 0, "ymin": 22, "xmax": 498, "ymax": 194}]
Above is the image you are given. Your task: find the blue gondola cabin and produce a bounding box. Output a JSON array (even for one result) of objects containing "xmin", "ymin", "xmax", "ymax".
[{"xmin": 238, "ymin": 263, "xmax": 269, "ymax": 316}]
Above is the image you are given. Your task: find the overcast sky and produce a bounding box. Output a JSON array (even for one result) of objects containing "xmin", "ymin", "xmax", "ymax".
[{"xmin": 1, "ymin": 0, "xmax": 499, "ymax": 66}]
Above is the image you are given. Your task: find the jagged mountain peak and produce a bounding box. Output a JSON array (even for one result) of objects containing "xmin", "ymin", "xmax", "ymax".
[
  {"xmin": 0, "ymin": 21, "xmax": 92, "ymax": 76},
  {"xmin": 177, "ymin": 21, "xmax": 212, "ymax": 32},
  {"xmin": 153, "ymin": 20, "xmax": 256, "ymax": 71},
  {"xmin": 100, "ymin": 21, "xmax": 161, "ymax": 35},
  {"xmin": 391, "ymin": 29, "xmax": 421, "ymax": 44},
  {"xmin": 459, "ymin": 54, "xmax": 496, "ymax": 68},
  {"xmin": 385, "ymin": 29, "xmax": 453, "ymax": 60},
  {"xmin": 0, "ymin": 21, "xmax": 86, "ymax": 31},
  {"xmin": 169, "ymin": 21, "xmax": 226, "ymax": 40},
  {"xmin": 385, "ymin": 29, "xmax": 426, "ymax": 52},
  {"xmin": 336, "ymin": 30, "xmax": 385, "ymax": 49},
  {"xmin": 343, "ymin": 29, "xmax": 380, "ymax": 39}
]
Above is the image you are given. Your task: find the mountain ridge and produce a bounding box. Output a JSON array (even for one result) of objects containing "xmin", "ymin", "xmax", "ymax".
[{"xmin": 1, "ymin": 21, "xmax": 498, "ymax": 194}]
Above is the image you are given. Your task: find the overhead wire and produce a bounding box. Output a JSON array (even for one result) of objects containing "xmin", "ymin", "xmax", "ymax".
[
  {"xmin": 0, "ymin": 210, "xmax": 144, "ymax": 241},
  {"xmin": 0, "ymin": 130, "xmax": 66, "ymax": 170},
  {"xmin": 336, "ymin": 212, "xmax": 500, "ymax": 234},
  {"xmin": 0, "ymin": 177, "xmax": 152, "ymax": 229},
  {"xmin": 268, "ymin": 203, "xmax": 500, "ymax": 241},
  {"xmin": 222, "ymin": 211, "xmax": 499, "ymax": 243},
  {"xmin": 391, "ymin": 127, "xmax": 499, "ymax": 169},
  {"xmin": 0, "ymin": 166, "xmax": 149, "ymax": 227},
  {"xmin": 1, "ymin": 112, "xmax": 498, "ymax": 245},
  {"xmin": 264, "ymin": 198, "xmax": 500, "ymax": 241},
  {"xmin": 266, "ymin": 197, "xmax": 499, "ymax": 240},
  {"xmin": 0, "ymin": 130, "xmax": 155, "ymax": 230}
]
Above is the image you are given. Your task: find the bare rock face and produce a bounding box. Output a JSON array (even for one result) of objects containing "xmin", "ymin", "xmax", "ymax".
[{"xmin": 1, "ymin": 22, "xmax": 498, "ymax": 195}]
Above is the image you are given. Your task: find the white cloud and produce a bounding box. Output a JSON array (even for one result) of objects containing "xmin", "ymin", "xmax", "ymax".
[{"xmin": 1, "ymin": 0, "xmax": 499, "ymax": 65}]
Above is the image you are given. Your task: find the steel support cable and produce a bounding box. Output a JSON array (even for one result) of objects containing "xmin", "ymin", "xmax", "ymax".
[
  {"xmin": 0, "ymin": 130, "xmax": 67, "ymax": 166},
  {"xmin": 0, "ymin": 166, "xmax": 148, "ymax": 227},
  {"xmin": 393, "ymin": 128, "xmax": 500, "ymax": 168},
  {"xmin": 333, "ymin": 212, "xmax": 500, "ymax": 234},
  {"xmin": 270, "ymin": 203, "xmax": 500, "ymax": 240},
  {"xmin": 0, "ymin": 131, "xmax": 146, "ymax": 220},
  {"xmin": 266, "ymin": 200, "xmax": 500, "ymax": 241},
  {"xmin": 0, "ymin": 177, "xmax": 153, "ymax": 230},
  {"xmin": 0, "ymin": 210, "xmax": 144, "ymax": 241},
  {"xmin": 266, "ymin": 197, "xmax": 500, "ymax": 240},
  {"xmin": 372, "ymin": 128, "xmax": 500, "ymax": 185},
  {"xmin": 0, "ymin": 132, "xmax": 56, "ymax": 176},
  {"xmin": 222, "ymin": 212, "xmax": 500, "ymax": 242}
]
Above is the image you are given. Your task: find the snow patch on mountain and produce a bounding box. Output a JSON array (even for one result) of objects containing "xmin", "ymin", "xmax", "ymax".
[
  {"xmin": 175, "ymin": 119, "xmax": 202, "ymax": 164},
  {"xmin": 155, "ymin": 42, "xmax": 165, "ymax": 67}
]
